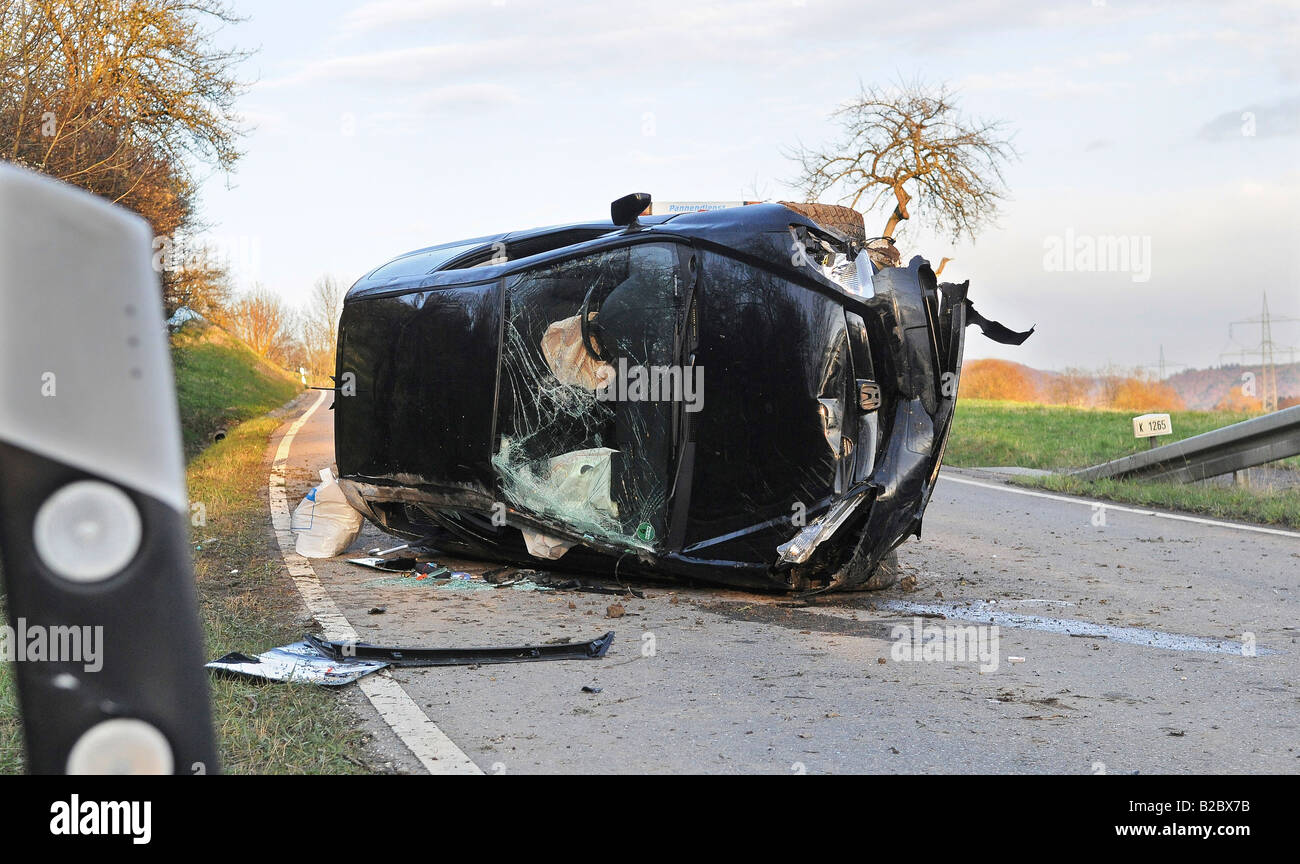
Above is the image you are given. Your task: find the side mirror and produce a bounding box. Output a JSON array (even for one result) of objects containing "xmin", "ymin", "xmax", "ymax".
[{"xmin": 611, "ymin": 192, "xmax": 651, "ymax": 228}]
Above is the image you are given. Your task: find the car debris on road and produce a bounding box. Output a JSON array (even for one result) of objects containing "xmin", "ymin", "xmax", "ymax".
[
  {"xmin": 206, "ymin": 631, "xmax": 616, "ymax": 686},
  {"xmin": 206, "ymin": 641, "xmax": 389, "ymax": 686},
  {"xmin": 346, "ymin": 556, "xmax": 446, "ymax": 574},
  {"xmin": 304, "ymin": 631, "xmax": 615, "ymax": 668}
]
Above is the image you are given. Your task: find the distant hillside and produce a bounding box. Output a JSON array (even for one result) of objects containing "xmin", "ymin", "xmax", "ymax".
[
  {"xmin": 170, "ymin": 319, "xmax": 303, "ymax": 459},
  {"xmin": 958, "ymin": 359, "xmax": 1061, "ymax": 401},
  {"xmin": 1165, "ymin": 362, "xmax": 1300, "ymax": 410},
  {"xmin": 962, "ymin": 357, "xmax": 1299, "ymax": 412}
]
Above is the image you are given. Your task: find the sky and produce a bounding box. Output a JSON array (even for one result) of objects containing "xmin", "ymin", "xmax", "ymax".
[{"xmin": 195, "ymin": 0, "xmax": 1300, "ymax": 373}]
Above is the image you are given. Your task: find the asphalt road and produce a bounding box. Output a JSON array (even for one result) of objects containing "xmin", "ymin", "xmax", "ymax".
[{"xmin": 272, "ymin": 395, "xmax": 1299, "ymax": 774}]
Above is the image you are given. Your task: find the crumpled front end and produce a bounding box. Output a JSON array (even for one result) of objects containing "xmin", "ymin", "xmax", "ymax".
[{"xmin": 777, "ymin": 257, "xmax": 969, "ymax": 593}]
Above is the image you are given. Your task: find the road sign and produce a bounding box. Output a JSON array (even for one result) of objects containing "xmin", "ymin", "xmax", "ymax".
[{"xmin": 1133, "ymin": 413, "xmax": 1172, "ymax": 438}]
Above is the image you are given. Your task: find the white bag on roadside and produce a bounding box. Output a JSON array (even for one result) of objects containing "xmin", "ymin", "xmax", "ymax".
[{"xmin": 293, "ymin": 468, "xmax": 363, "ymax": 558}]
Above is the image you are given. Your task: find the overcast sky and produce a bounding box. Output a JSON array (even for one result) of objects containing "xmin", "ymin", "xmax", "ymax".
[{"xmin": 197, "ymin": 0, "xmax": 1300, "ymax": 373}]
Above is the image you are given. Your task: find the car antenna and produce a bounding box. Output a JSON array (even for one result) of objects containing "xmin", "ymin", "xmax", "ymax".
[{"xmin": 611, "ymin": 192, "xmax": 651, "ymax": 231}]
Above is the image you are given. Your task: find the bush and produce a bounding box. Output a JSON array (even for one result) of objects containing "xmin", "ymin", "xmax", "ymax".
[{"xmin": 959, "ymin": 359, "xmax": 1039, "ymax": 402}]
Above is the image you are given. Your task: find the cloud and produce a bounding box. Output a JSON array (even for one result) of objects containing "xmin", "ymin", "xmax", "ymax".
[
  {"xmin": 257, "ymin": 40, "xmax": 520, "ymax": 88},
  {"xmin": 1144, "ymin": 1, "xmax": 1300, "ymax": 82},
  {"xmin": 1164, "ymin": 66, "xmax": 1241, "ymax": 86},
  {"xmin": 340, "ymin": 0, "xmax": 484, "ymax": 35},
  {"xmin": 413, "ymin": 82, "xmax": 520, "ymax": 110},
  {"xmin": 279, "ymin": 0, "xmax": 1111, "ymax": 92},
  {"xmin": 234, "ymin": 108, "xmax": 289, "ymax": 135}
]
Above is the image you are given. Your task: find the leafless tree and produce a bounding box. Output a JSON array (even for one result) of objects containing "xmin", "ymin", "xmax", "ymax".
[
  {"xmin": 228, "ymin": 285, "xmax": 289, "ymax": 359},
  {"xmin": 791, "ymin": 80, "xmax": 1017, "ymax": 242},
  {"xmin": 1047, "ymin": 367, "xmax": 1096, "ymax": 407},
  {"xmin": 301, "ymin": 275, "xmax": 344, "ymax": 377},
  {"xmin": 1095, "ymin": 363, "xmax": 1132, "ymax": 408}
]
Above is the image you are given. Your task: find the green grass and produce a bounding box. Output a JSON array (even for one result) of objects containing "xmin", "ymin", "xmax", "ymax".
[
  {"xmin": 188, "ymin": 416, "xmax": 370, "ymax": 774},
  {"xmin": 1, "ymin": 324, "xmax": 370, "ymax": 774},
  {"xmin": 0, "ymin": 603, "xmax": 20, "ymax": 773},
  {"xmin": 944, "ymin": 399, "xmax": 1274, "ymax": 470},
  {"xmin": 1013, "ymin": 473, "xmax": 1300, "ymax": 530},
  {"xmin": 946, "ymin": 399, "xmax": 1300, "ymax": 530},
  {"xmin": 171, "ymin": 321, "xmax": 301, "ymax": 459}
]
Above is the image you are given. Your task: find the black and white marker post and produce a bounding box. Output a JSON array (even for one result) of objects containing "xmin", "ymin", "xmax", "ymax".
[{"xmin": 0, "ymin": 164, "xmax": 216, "ymax": 775}]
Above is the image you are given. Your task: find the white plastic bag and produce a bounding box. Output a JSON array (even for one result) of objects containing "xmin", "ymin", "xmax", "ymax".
[
  {"xmin": 521, "ymin": 529, "xmax": 576, "ymax": 560},
  {"xmin": 293, "ymin": 468, "xmax": 363, "ymax": 558}
]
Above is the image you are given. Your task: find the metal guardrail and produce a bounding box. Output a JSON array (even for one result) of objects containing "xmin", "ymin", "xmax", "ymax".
[{"xmin": 1072, "ymin": 405, "xmax": 1300, "ymax": 483}]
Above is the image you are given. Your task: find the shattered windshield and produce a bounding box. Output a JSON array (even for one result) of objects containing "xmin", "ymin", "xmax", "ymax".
[{"xmin": 493, "ymin": 242, "xmax": 684, "ymax": 555}]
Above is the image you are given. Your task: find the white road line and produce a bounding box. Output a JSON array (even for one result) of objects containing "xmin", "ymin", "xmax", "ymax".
[
  {"xmin": 268, "ymin": 390, "xmax": 482, "ymax": 775},
  {"xmin": 942, "ymin": 473, "xmax": 1300, "ymax": 539}
]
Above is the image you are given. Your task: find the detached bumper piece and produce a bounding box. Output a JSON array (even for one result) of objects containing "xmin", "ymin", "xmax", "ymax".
[
  {"xmin": 305, "ymin": 631, "xmax": 615, "ymax": 667},
  {"xmin": 207, "ymin": 632, "xmax": 615, "ymax": 686}
]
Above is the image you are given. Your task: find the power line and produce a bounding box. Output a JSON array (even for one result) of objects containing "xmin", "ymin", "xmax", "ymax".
[
  {"xmin": 1139, "ymin": 344, "xmax": 1189, "ymax": 380},
  {"xmin": 1220, "ymin": 292, "xmax": 1300, "ymax": 412}
]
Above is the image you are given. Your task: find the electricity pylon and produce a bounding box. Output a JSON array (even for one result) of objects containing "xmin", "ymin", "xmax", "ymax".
[{"xmin": 1220, "ymin": 292, "xmax": 1300, "ymax": 412}]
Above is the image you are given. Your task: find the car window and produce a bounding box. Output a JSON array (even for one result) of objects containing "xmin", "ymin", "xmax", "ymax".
[{"xmin": 493, "ymin": 243, "xmax": 683, "ymax": 551}]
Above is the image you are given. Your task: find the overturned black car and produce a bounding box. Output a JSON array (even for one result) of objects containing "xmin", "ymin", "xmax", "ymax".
[{"xmin": 334, "ymin": 194, "xmax": 1029, "ymax": 592}]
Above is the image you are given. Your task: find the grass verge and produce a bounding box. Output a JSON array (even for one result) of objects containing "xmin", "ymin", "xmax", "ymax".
[
  {"xmin": 947, "ymin": 399, "xmax": 1300, "ymax": 530},
  {"xmin": 171, "ymin": 321, "xmax": 301, "ymax": 459},
  {"xmin": 0, "ymin": 607, "xmax": 19, "ymax": 773},
  {"xmin": 189, "ymin": 412, "xmax": 371, "ymax": 774},
  {"xmin": 944, "ymin": 399, "xmax": 1280, "ymax": 470},
  {"xmin": 1, "ymin": 411, "xmax": 371, "ymax": 774},
  {"xmin": 1010, "ymin": 473, "xmax": 1300, "ymax": 530}
]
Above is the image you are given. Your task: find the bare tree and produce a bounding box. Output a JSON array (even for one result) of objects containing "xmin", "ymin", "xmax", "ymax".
[
  {"xmin": 301, "ymin": 275, "xmax": 344, "ymax": 378},
  {"xmin": 1047, "ymin": 367, "xmax": 1096, "ymax": 407},
  {"xmin": 1095, "ymin": 362, "xmax": 1130, "ymax": 408},
  {"xmin": 791, "ymin": 80, "xmax": 1017, "ymax": 242},
  {"xmin": 166, "ymin": 254, "xmax": 233, "ymax": 321},
  {"xmin": 273, "ymin": 325, "xmax": 309, "ymax": 375},
  {"xmin": 228, "ymin": 285, "xmax": 289, "ymax": 359}
]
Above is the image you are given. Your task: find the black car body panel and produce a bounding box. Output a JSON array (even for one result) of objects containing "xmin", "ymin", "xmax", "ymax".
[{"xmin": 335, "ymin": 201, "xmax": 1011, "ymax": 592}]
